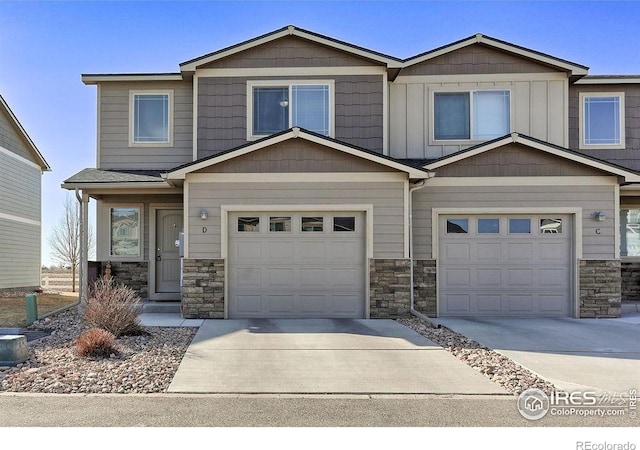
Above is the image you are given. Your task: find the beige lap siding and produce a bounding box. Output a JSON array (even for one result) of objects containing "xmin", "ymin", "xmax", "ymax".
[
  {"xmin": 186, "ymin": 181, "xmax": 405, "ymax": 259},
  {"xmin": 412, "ymin": 183, "xmax": 617, "ymax": 260}
]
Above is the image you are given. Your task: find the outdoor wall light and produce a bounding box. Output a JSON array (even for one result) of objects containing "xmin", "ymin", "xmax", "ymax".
[
  {"xmin": 279, "ymin": 99, "xmax": 289, "ymax": 108},
  {"xmin": 200, "ymin": 209, "xmax": 209, "ymax": 220},
  {"xmin": 594, "ymin": 211, "xmax": 606, "ymax": 222}
]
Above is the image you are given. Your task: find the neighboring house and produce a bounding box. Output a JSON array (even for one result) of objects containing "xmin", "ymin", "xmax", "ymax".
[
  {"xmin": 0, "ymin": 94, "xmax": 51, "ymax": 291},
  {"xmin": 63, "ymin": 26, "xmax": 640, "ymax": 319}
]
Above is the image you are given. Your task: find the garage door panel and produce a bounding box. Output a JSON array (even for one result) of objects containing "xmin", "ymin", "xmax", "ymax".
[
  {"xmin": 268, "ymin": 241, "xmax": 294, "ymax": 260},
  {"xmin": 507, "ymin": 242, "xmax": 534, "ymax": 260},
  {"xmin": 477, "ymin": 268, "xmax": 502, "ymax": 286},
  {"xmin": 299, "ymin": 268, "xmax": 325, "ymax": 287},
  {"xmin": 442, "ymin": 294, "xmax": 471, "ymax": 313},
  {"xmin": 507, "ymin": 295, "xmax": 534, "ymax": 312},
  {"xmin": 298, "ymin": 295, "xmax": 326, "ymax": 313},
  {"xmin": 444, "ymin": 242, "xmax": 471, "ymax": 259},
  {"xmin": 267, "ymin": 295, "xmax": 294, "ymax": 313},
  {"xmin": 232, "ymin": 267, "xmax": 262, "ymax": 287},
  {"xmin": 299, "ymin": 241, "xmax": 326, "ymax": 261},
  {"xmin": 476, "ymin": 294, "xmax": 502, "ymax": 312},
  {"xmin": 539, "ymin": 268, "xmax": 567, "ymax": 286},
  {"xmin": 539, "ymin": 242, "xmax": 569, "ymax": 259},
  {"xmin": 507, "ymin": 268, "xmax": 534, "ymax": 286},
  {"xmin": 330, "ymin": 267, "xmax": 362, "ymax": 287},
  {"xmin": 235, "ymin": 241, "xmax": 261, "ymax": 261},
  {"xmin": 439, "ymin": 214, "xmax": 572, "ymax": 317},
  {"xmin": 444, "ymin": 268, "xmax": 471, "ymax": 286},
  {"xmin": 267, "ymin": 268, "xmax": 294, "ymax": 287},
  {"xmin": 539, "ymin": 295, "xmax": 567, "ymax": 313},
  {"xmin": 235, "ymin": 295, "xmax": 262, "ymax": 314},
  {"xmin": 477, "ymin": 242, "xmax": 502, "ymax": 260}
]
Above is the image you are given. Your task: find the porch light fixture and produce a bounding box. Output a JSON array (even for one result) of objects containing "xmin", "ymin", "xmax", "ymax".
[
  {"xmin": 594, "ymin": 211, "xmax": 606, "ymax": 222},
  {"xmin": 200, "ymin": 209, "xmax": 209, "ymax": 220},
  {"xmin": 279, "ymin": 99, "xmax": 289, "ymax": 108}
]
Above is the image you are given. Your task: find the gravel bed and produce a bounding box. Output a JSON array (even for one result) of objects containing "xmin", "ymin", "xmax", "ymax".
[
  {"xmin": 0, "ymin": 310, "xmax": 196, "ymax": 394},
  {"xmin": 398, "ymin": 316, "xmax": 557, "ymax": 395}
]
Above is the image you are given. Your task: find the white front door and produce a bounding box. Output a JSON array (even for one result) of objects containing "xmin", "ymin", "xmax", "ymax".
[
  {"xmin": 228, "ymin": 211, "xmax": 366, "ymax": 318},
  {"xmin": 439, "ymin": 214, "xmax": 573, "ymax": 317}
]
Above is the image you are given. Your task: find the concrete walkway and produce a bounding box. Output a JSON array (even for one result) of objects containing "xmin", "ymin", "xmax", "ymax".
[
  {"xmin": 167, "ymin": 319, "xmax": 507, "ymax": 395},
  {"xmin": 435, "ymin": 314, "xmax": 640, "ymax": 395}
]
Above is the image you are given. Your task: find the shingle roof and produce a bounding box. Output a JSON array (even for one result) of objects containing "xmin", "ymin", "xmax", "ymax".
[{"xmin": 63, "ymin": 168, "xmax": 166, "ymax": 184}]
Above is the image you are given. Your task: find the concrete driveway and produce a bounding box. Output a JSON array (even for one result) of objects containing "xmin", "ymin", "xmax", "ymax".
[
  {"xmin": 435, "ymin": 315, "xmax": 640, "ymax": 395},
  {"xmin": 168, "ymin": 319, "xmax": 506, "ymax": 395}
]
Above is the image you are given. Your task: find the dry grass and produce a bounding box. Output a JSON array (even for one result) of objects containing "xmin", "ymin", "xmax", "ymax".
[{"xmin": 0, "ymin": 293, "xmax": 79, "ymax": 328}]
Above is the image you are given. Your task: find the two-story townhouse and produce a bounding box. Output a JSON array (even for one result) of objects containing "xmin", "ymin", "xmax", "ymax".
[
  {"xmin": 0, "ymin": 94, "xmax": 50, "ymax": 291},
  {"xmin": 63, "ymin": 26, "xmax": 640, "ymax": 320}
]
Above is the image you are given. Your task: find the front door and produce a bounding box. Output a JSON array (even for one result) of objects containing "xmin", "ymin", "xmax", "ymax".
[{"xmin": 155, "ymin": 209, "xmax": 183, "ymax": 295}]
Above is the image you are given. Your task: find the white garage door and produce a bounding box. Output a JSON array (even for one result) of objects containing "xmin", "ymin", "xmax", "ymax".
[
  {"xmin": 439, "ymin": 215, "xmax": 572, "ymax": 317},
  {"xmin": 228, "ymin": 211, "xmax": 366, "ymax": 318}
]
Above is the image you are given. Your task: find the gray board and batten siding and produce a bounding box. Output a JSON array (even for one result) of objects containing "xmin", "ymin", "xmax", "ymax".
[
  {"xmin": 97, "ymin": 81, "xmax": 193, "ymax": 171},
  {"xmin": 569, "ymin": 83, "xmax": 640, "ymax": 170}
]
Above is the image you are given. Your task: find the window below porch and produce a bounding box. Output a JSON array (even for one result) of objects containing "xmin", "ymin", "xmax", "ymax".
[
  {"xmin": 110, "ymin": 207, "xmax": 141, "ymax": 257},
  {"xmin": 621, "ymin": 209, "xmax": 640, "ymax": 257}
]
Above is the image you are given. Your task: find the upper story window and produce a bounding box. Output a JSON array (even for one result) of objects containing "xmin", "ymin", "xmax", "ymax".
[
  {"xmin": 433, "ymin": 90, "xmax": 510, "ymax": 141},
  {"xmin": 129, "ymin": 90, "xmax": 173, "ymax": 146},
  {"xmin": 248, "ymin": 80, "xmax": 333, "ymax": 139},
  {"xmin": 580, "ymin": 92, "xmax": 625, "ymax": 149}
]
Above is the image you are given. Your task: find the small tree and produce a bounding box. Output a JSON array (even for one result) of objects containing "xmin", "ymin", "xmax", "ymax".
[{"xmin": 49, "ymin": 194, "xmax": 94, "ymax": 292}]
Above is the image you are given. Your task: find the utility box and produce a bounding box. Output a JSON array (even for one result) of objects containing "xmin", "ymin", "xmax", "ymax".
[{"xmin": 25, "ymin": 294, "xmax": 38, "ymax": 325}]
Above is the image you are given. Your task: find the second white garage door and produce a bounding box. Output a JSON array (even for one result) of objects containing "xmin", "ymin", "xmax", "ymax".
[
  {"xmin": 439, "ymin": 214, "xmax": 573, "ymax": 317},
  {"xmin": 228, "ymin": 211, "xmax": 366, "ymax": 318}
]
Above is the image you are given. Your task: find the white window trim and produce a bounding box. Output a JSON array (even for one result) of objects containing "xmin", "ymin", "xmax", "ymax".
[
  {"xmin": 107, "ymin": 203, "xmax": 144, "ymax": 261},
  {"xmin": 246, "ymin": 80, "xmax": 335, "ymax": 141},
  {"xmin": 579, "ymin": 92, "xmax": 625, "ymax": 150},
  {"xmin": 129, "ymin": 90, "xmax": 174, "ymax": 147},
  {"xmin": 429, "ymin": 88, "xmax": 512, "ymax": 145}
]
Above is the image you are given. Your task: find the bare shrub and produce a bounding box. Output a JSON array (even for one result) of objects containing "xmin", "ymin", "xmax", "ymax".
[
  {"xmin": 74, "ymin": 328, "xmax": 118, "ymax": 358},
  {"xmin": 83, "ymin": 277, "xmax": 143, "ymax": 337}
]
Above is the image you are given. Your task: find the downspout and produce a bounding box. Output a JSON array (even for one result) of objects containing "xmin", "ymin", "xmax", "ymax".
[
  {"xmin": 75, "ymin": 188, "xmax": 89, "ymax": 307},
  {"xmin": 408, "ymin": 177, "xmax": 440, "ymax": 328}
]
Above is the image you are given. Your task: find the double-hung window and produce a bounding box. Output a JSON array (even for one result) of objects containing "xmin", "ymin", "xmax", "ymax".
[
  {"xmin": 580, "ymin": 92, "xmax": 625, "ymax": 149},
  {"xmin": 248, "ymin": 81, "xmax": 333, "ymax": 138},
  {"xmin": 433, "ymin": 90, "xmax": 510, "ymax": 141},
  {"xmin": 129, "ymin": 90, "xmax": 173, "ymax": 146}
]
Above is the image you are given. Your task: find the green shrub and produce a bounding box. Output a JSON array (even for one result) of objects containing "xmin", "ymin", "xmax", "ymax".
[
  {"xmin": 83, "ymin": 277, "xmax": 143, "ymax": 337},
  {"xmin": 74, "ymin": 328, "xmax": 118, "ymax": 358}
]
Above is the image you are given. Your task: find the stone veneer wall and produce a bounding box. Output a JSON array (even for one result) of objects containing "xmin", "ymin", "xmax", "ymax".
[
  {"xmin": 621, "ymin": 261, "xmax": 640, "ymax": 302},
  {"xmin": 413, "ymin": 259, "xmax": 437, "ymax": 317},
  {"xmin": 101, "ymin": 261, "xmax": 148, "ymax": 299},
  {"xmin": 182, "ymin": 259, "xmax": 225, "ymax": 319},
  {"xmin": 579, "ymin": 259, "xmax": 621, "ymax": 318},
  {"xmin": 369, "ymin": 259, "xmax": 411, "ymax": 318}
]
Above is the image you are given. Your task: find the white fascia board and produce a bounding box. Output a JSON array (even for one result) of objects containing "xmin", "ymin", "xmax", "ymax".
[
  {"xmin": 81, "ymin": 74, "xmax": 184, "ymax": 84},
  {"xmin": 403, "ymin": 36, "xmax": 477, "ymax": 67},
  {"xmin": 575, "ymin": 77, "xmax": 640, "ymax": 85}
]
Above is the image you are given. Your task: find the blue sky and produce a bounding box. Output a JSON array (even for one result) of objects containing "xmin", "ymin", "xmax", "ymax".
[{"xmin": 1, "ymin": 0, "xmax": 639, "ymax": 266}]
